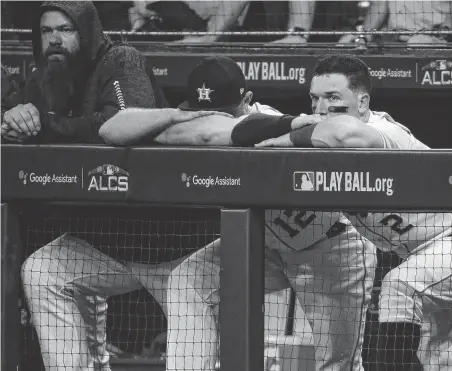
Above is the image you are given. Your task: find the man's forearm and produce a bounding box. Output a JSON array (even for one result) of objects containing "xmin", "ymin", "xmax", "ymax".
[
  {"xmin": 99, "ymin": 108, "xmax": 180, "ymax": 145},
  {"xmin": 310, "ymin": 116, "xmax": 385, "ymax": 148},
  {"xmin": 231, "ymin": 113, "xmax": 294, "ymax": 146},
  {"xmin": 155, "ymin": 115, "xmax": 240, "ymax": 146}
]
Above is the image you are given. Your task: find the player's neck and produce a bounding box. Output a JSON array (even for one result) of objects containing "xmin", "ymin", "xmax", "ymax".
[{"xmin": 362, "ymin": 110, "xmax": 371, "ymax": 123}]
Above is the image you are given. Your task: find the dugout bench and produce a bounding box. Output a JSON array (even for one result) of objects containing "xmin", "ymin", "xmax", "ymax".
[{"xmin": 2, "ymin": 144, "xmax": 452, "ymax": 371}]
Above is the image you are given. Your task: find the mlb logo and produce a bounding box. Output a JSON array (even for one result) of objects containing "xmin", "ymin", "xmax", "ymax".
[
  {"xmin": 437, "ymin": 60, "xmax": 447, "ymax": 70},
  {"xmin": 293, "ymin": 172, "xmax": 315, "ymax": 191},
  {"xmin": 106, "ymin": 165, "xmax": 114, "ymax": 175}
]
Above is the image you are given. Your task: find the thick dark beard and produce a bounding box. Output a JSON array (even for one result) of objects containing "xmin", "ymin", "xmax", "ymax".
[{"xmin": 40, "ymin": 54, "xmax": 77, "ymax": 114}]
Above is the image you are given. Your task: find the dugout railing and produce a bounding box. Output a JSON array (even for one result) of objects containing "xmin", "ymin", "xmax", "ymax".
[{"xmin": 2, "ymin": 144, "xmax": 452, "ymax": 371}]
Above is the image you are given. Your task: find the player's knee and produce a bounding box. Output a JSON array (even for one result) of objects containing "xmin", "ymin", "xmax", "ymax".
[
  {"xmin": 21, "ymin": 237, "xmax": 69, "ymax": 290},
  {"xmin": 21, "ymin": 250, "xmax": 52, "ymax": 302},
  {"xmin": 380, "ymin": 269, "xmax": 410, "ymax": 295},
  {"xmin": 21, "ymin": 245, "xmax": 49, "ymax": 284},
  {"xmin": 379, "ymin": 269, "xmax": 420, "ymax": 324},
  {"xmin": 21, "ymin": 254, "xmax": 37, "ymax": 289},
  {"xmin": 167, "ymin": 263, "xmax": 200, "ymax": 314},
  {"xmin": 168, "ymin": 258, "xmax": 219, "ymax": 307}
]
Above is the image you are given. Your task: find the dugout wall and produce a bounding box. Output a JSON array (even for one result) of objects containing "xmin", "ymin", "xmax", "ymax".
[{"xmin": 2, "ymin": 144, "xmax": 452, "ymax": 371}]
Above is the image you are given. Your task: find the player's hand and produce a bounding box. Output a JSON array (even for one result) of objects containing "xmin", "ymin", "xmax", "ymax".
[
  {"xmin": 2, "ymin": 103, "xmax": 41, "ymax": 137},
  {"xmin": 148, "ymin": 331, "xmax": 167, "ymax": 357},
  {"xmin": 255, "ymin": 133, "xmax": 293, "ymax": 147},
  {"xmin": 290, "ymin": 114, "xmax": 322, "ymax": 130},
  {"xmin": 1, "ymin": 124, "xmax": 27, "ymax": 143},
  {"xmin": 105, "ymin": 342, "xmax": 125, "ymax": 358}
]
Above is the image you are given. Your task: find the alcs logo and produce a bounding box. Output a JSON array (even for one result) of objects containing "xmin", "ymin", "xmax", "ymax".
[
  {"xmin": 87, "ymin": 164, "xmax": 129, "ymax": 192},
  {"xmin": 421, "ymin": 59, "xmax": 452, "ymax": 86}
]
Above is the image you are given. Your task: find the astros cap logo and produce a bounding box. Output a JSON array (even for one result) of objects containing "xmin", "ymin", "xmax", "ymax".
[{"xmin": 197, "ymin": 83, "xmax": 214, "ymax": 102}]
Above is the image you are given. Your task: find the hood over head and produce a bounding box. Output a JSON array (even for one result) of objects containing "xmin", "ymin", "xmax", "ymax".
[{"xmin": 32, "ymin": 1, "xmax": 111, "ymax": 66}]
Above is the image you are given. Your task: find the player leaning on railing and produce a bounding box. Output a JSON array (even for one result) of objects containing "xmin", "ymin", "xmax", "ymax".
[
  {"xmin": 101, "ymin": 54, "xmax": 452, "ymax": 371},
  {"xmin": 241, "ymin": 56, "xmax": 452, "ymax": 371},
  {"xmin": 232, "ymin": 57, "xmax": 452, "ymax": 371},
  {"xmin": 101, "ymin": 55, "xmax": 379, "ymax": 371},
  {"xmin": 99, "ymin": 56, "xmax": 283, "ymax": 146}
]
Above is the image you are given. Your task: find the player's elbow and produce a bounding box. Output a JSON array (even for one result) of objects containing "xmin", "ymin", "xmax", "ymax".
[
  {"xmin": 335, "ymin": 134, "xmax": 377, "ymax": 148},
  {"xmin": 202, "ymin": 132, "xmax": 232, "ymax": 146},
  {"xmin": 98, "ymin": 124, "xmax": 114, "ymax": 144},
  {"xmin": 313, "ymin": 117, "xmax": 378, "ymax": 148},
  {"xmin": 334, "ymin": 121, "xmax": 383, "ymax": 148},
  {"xmin": 311, "ymin": 119, "xmax": 356, "ymax": 147},
  {"xmin": 333, "ymin": 122, "xmax": 370, "ymax": 147},
  {"xmin": 99, "ymin": 124, "xmax": 130, "ymax": 146},
  {"xmin": 99, "ymin": 127, "xmax": 119, "ymax": 145}
]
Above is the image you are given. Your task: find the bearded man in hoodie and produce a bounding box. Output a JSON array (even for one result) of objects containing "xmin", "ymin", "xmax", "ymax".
[
  {"xmin": 2, "ymin": 3, "xmax": 205, "ymax": 371},
  {"xmin": 1, "ymin": 1, "xmax": 170, "ymax": 143}
]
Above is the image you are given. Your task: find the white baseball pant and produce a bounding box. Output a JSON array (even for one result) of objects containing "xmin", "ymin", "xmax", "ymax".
[
  {"xmin": 379, "ymin": 234, "xmax": 452, "ymax": 371},
  {"xmin": 167, "ymin": 225, "xmax": 376, "ymax": 371},
  {"xmin": 21, "ymin": 233, "xmax": 185, "ymax": 371}
]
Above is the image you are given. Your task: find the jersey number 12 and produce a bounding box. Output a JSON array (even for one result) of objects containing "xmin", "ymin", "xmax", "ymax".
[{"xmin": 273, "ymin": 209, "xmax": 316, "ymax": 237}]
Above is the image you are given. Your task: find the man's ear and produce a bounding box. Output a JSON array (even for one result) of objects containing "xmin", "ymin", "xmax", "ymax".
[{"xmin": 358, "ymin": 93, "xmax": 370, "ymax": 116}]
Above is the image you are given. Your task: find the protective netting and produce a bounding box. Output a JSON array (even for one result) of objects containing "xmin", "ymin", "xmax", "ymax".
[
  {"xmin": 2, "ymin": 1, "xmax": 451, "ymax": 44},
  {"xmin": 259, "ymin": 209, "xmax": 452, "ymax": 371},
  {"xmin": 19, "ymin": 204, "xmax": 221, "ymax": 371},
  {"xmin": 16, "ymin": 204, "xmax": 452, "ymax": 371}
]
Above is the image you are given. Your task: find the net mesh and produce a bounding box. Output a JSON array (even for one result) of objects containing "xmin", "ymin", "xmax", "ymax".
[
  {"xmin": 19, "ymin": 205, "xmax": 221, "ymax": 370},
  {"xmin": 2, "ymin": 1, "xmax": 451, "ymax": 43},
  {"xmin": 16, "ymin": 205, "xmax": 452, "ymax": 370}
]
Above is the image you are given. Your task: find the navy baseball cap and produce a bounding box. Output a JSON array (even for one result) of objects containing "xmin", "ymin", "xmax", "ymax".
[{"xmin": 178, "ymin": 56, "xmax": 247, "ymax": 112}]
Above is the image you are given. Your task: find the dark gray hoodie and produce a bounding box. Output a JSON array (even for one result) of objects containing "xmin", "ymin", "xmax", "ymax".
[{"xmin": 3, "ymin": 1, "xmax": 167, "ymax": 143}]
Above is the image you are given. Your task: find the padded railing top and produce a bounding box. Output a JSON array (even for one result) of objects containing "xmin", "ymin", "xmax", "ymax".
[{"xmin": 2, "ymin": 144, "xmax": 452, "ymax": 210}]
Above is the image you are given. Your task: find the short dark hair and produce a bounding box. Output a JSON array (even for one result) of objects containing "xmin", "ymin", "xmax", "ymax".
[{"xmin": 313, "ymin": 54, "xmax": 372, "ymax": 94}]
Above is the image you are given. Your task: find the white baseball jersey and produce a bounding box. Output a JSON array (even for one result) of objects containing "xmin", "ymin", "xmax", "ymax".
[
  {"xmin": 346, "ymin": 111, "xmax": 452, "ymax": 259},
  {"xmin": 250, "ymin": 103, "xmax": 350, "ymax": 252},
  {"xmin": 249, "ymin": 102, "xmax": 283, "ymax": 116},
  {"xmin": 265, "ymin": 209, "xmax": 349, "ymax": 252}
]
